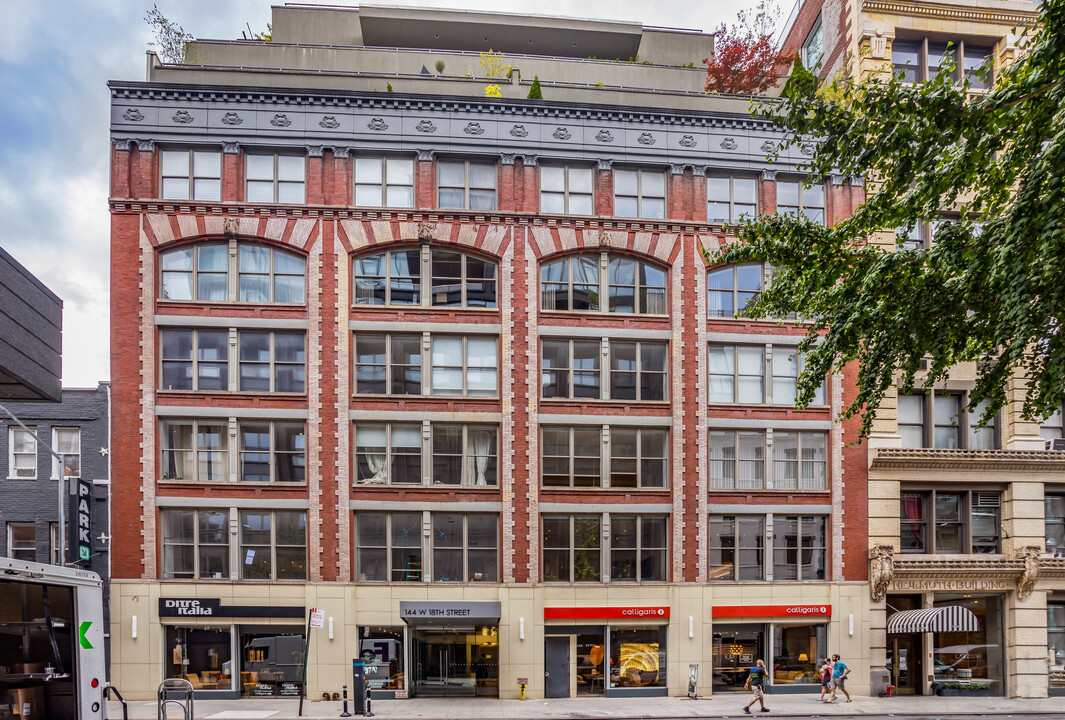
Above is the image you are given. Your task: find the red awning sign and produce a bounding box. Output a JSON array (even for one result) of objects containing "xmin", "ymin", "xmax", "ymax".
[
  {"xmin": 544, "ymin": 606, "xmax": 670, "ymax": 621},
  {"xmin": 712, "ymin": 605, "xmax": 831, "ymax": 618}
]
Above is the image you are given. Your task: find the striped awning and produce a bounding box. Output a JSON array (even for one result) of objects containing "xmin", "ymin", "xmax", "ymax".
[{"xmin": 887, "ymin": 606, "xmax": 979, "ymax": 634}]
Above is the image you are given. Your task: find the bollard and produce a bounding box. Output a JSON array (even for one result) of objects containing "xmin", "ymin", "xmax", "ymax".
[
  {"xmin": 340, "ymin": 684, "xmax": 352, "ymax": 717},
  {"xmin": 364, "ymin": 680, "xmax": 374, "ymax": 718}
]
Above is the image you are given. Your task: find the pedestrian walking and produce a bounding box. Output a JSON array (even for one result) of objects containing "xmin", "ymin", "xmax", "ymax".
[
  {"xmin": 828, "ymin": 653, "xmax": 852, "ymax": 703},
  {"xmin": 817, "ymin": 658, "xmax": 833, "ymax": 702},
  {"xmin": 742, "ymin": 659, "xmax": 770, "ymax": 714}
]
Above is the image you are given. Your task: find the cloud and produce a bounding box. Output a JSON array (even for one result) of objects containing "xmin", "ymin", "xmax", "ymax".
[{"xmin": 0, "ymin": 0, "xmax": 746, "ymax": 387}]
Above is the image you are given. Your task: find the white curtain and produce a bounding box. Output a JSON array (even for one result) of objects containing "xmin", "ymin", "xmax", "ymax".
[
  {"xmin": 357, "ymin": 426, "xmax": 387, "ymax": 483},
  {"xmin": 466, "ymin": 429, "xmax": 494, "ymax": 485}
]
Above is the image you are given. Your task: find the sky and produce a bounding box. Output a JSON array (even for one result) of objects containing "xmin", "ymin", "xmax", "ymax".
[{"xmin": 0, "ymin": 0, "xmax": 751, "ymax": 387}]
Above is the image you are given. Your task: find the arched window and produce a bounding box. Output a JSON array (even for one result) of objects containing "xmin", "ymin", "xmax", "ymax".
[
  {"xmin": 159, "ymin": 242, "xmax": 306, "ymax": 304},
  {"xmin": 353, "ymin": 247, "xmax": 497, "ymax": 308},
  {"xmin": 540, "ymin": 252, "xmax": 667, "ymax": 315}
]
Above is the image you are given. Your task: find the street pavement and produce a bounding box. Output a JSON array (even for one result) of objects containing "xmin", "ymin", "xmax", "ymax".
[{"xmin": 112, "ymin": 692, "xmax": 1065, "ymax": 719}]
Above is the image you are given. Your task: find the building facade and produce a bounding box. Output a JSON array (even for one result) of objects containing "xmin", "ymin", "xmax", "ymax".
[
  {"xmin": 779, "ymin": 0, "xmax": 1056, "ymax": 700},
  {"xmin": 0, "ymin": 244, "xmax": 62, "ymax": 402},
  {"xmin": 0, "ymin": 383, "xmax": 112, "ymax": 660},
  {"xmin": 107, "ymin": 5, "xmax": 874, "ymax": 702}
]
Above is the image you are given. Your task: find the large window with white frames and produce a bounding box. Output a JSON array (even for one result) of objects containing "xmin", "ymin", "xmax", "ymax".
[
  {"xmin": 709, "ymin": 429, "xmax": 828, "ymax": 490},
  {"xmin": 437, "ymin": 160, "xmax": 497, "ymax": 210},
  {"xmin": 161, "ymin": 150, "xmax": 221, "ymax": 201},
  {"xmin": 245, "ymin": 153, "xmax": 306, "ymax": 204},
  {"xmin": 540, "ymin": 164, "xmax": 594, "ymax": 215},
  {"xmin": 707, "ymin": 175, "xmax": 758, "ymax": 224},
  {"xmin": 540, "ymin": 252, "xmax": 667, "ymax": 314},
  {"xmin": 353, "ymin": 248, "xmax": 497, "ymax": 308},
  {"xmin": 159, "ymin": 242, "xmax": 306, "ymax": 304},
  {"xmin": 353, "ymin": 333, "xmax": 498, "ymax": 397},
  {"xmin": 777, "ymin": 180, "xmax": 825, "ymax": 225},
  {"xmin": 707, "ymin": 264, "xmax": 764, "ymax": 318},
  {"xmin": 614, "ymin": 169, "xmax": 665, "ymax": 219}
]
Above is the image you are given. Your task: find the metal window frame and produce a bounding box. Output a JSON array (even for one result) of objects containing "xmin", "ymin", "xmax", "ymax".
[
  {"xmin": 707, "ymin": 174, "xmax": 760, "ymax": 224},
  {"xmin": 607, "ymin": 514, "xmax": 668, "ymax": 583},
  {"xmin": 244, "ymin": 153, "xmax": 307, "ymax": 204},
  {"xmin": 160, "ymin": 328, "xmax": 229, "ymax": 392},
  {"xmin": 613, "ymin": 167, "xmax": 667, "ymax": 219},
  {"xmin": 539, "ymin": 251, "xmax": 667, "ymax": 316},
  {"xmin": 9, "ymin": 426, "xmax": 38, "ymax": 479},
  {"xmin": 541, "ymin": 337, "xmax": 601, "ymax": 400},
  {"xmin": 904, "ymin": 390, "xmax": 1000, "ymax": 450},
  {"xmin": 541, "ymin": 513, "xmax": 603, "ymax": 583},
  {"xmin": 6, "ymin": 522, "xmax": 37, "ymax": 561},
  {"xmin": 609, "ymin": 339, "xmax": 668, "ymax": 402},
  {"xmin": 50, "ymin": 427, "xmax": 81, "ymax": 480},
  {"xmin": 708, "ymin": 344, "xmax": 765, "ymax": 405},
  {"xmin": 239, "ymin": 508, "xmax": 308, "ymax": 581},
  {"xmin": 771, "ymin": 431, "xmax": 828, "ymax": 491},
  {"xmin": 159, "ymin": 240, "xmax": 306, "ymax": 305},
  {"xmin": 354, "ymin": 511, "xmax": 425, "ymax": 582},
  {"xmin": 899, "ymin": 489, "xmax": 1001, "ymax": 555},
  {"xmin": 706, "ymin": 262, "xmax": 766, "ymax": 318},
  {"xmin": 708, "ymin": 428, "xmax": 767, "ymax": 490},
  {"xmin": 803, "ymin": 16, "xmax": 824, "ymax": 70},
  {"xmin": 436, "ymin": 158, "xmax": 498, "ymax": 210},
  {"xmin": 160, "ymin": 508, "xmax": 231, "ymax": 580},
  {"xmin": 541, "ymin": 425, "xmax": 603, "ymax": 489},
  {"xmin": 776, "ymin": 179, "xmax": 826, "ymax": 223},
  {"xmin": 539, "ymin": 163, "xmax": 595, "ymax": 215},
  {"xmin": 430, "ymin": 334, "xmax": 499, "ymax": 397},
  {"xmin": 160, "ymin": 148, "xmax": 222, "ymax": 201},
  {"xmin": 771, "ymin": 514, "xmax": 827, "ymax": 581},
  {"xmin": 708, "ymin": 514, "xmax": 766, "ymax": 582},
  {"xmin": 238, "ymin": 330, "xmax": 306, "ymax": 394},
  {"xmin": 238, "ymin": 243, "xmax": 306, "ymax": 304},
  {"xmin": 352, "ymin": 246, "xmax": 498, "ymax": 308},
  {"xmin": 238, "ymin": 420, "xmax": 306, "ymax": 484},
  {"xmin": 353, "ymin": 155, "xmax": 416, "ymax": 208},
  {"xmin": 609, "ymin": 426, "xmax": 668, "ymax": 489}
]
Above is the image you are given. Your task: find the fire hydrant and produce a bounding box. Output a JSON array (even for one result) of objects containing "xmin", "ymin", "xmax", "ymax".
[
  {"xmin": 887, "ymin": 684, "xmax": 896, "ymax": 697},
  {"xmin": 519, "ymin": 683, "xmax": 527, "ymax": 700}
]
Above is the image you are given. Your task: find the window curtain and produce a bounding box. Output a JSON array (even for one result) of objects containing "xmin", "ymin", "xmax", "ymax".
[
  {"xmin": 466, "ymin": 429, "xmax": 493, "ymax": 485},
  {"xmin": 357, "ymin": 426, "xmax": 388, "ymax": 484},
  {"xmin": 901, "ymin": 494, "xmax": 923, "ymax": 547}
]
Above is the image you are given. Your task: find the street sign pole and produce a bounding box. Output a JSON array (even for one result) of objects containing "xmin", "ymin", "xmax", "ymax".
[{"xmin": 298, "ymin": 609, "xmax": 312, "ymax": 717}]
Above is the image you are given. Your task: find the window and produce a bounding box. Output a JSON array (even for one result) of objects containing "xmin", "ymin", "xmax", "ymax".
[
  {"xmin": 355, "ymin": 423, "xmax": 499, "ymax": 486},
  {"xmin": 356, "ymin": 512, "xmax": 424, "ymax": 581},
  {"xmin": 898, "ymin": 392, "xmax": 998, "ymax": 449},
  {"xmin": 772, "ymin": 350, "xmax": 826, "ymax": 406},
  {"xmin": 355, "ymin": 424, "xmax": 420, "ymax": 485},
  {"xmin": 354, "ymin": 248, "xmax": 497, "ymax": 308},
  {"xmin": 245, "ymin": 154, "xmax": 305, "ymax": 204},
  {"xmin": 160, "ymin": 329, "xmax": 229, "ymax": 391},
  {"xmin": 6, "ymin": 523, "xmax": 35, "ymax": 561},
  {"xmin": 354, "ymin": 156, "xmax": 414, "ymax": 207},
  {"xmin": 709, "ymin": 345, "xmax": 765, "ymax": 403},
  {"xmin": 431, "ymin": 336, "xmax": 498, "ymax": 396},
  {"xmin": 892, "ymin": 38, "xmax": 992, "ymax": 88},
  {"xmin": 432, "ymin": 513, "xmax": 498, "ymax": 582},
  {"xmin": 900, "ymin": 490, "xmax": 1000, "ymax": 553},
  {"xmin": 610, "ymin": 515, "xmax": 667, "ymax": 582},
  {"xmin": 161, "ymin": 420, "xmax": 227, "ymax": 482},
  {"xmin": 239, "ymin": 422, "xmax": 306, "ymax": 482},
  {"xmin": 542, "ymin": 515, "xmax": 602, "ymax": 582},
  {"xmin": 437, "ymin": 160, "xmax": 497, "ymax": 210},
  {"xmin": 773, "ymin": 515, "xmax": 826, "ymax": 580},
  {"xmin": 9, "ymin": 427, "xmax": 37, "ymax": 479},
  {"xmin": 777, "ymin": 180, "xmax": 825, "ymax": 224},
  {"xmin": 1044, "ymin": 405, "xmax": 1065, "ymax": 441},
  {"xmin": 52, "ymin": 428, "xmax": 80, "ymax": 479},
  {"xmin": 159, "ymin": 242, "xmax": 306, "ymax": 304},
  {"xmin": 708, "ymin": 515, "xmax": 764, "ymax": 580},
  {"xmin": 355, "ymin": 512, "xmax": 499, "ymax": 582},
  {"xmin": 541, "ymin": 338, "xmax": 600, "ymax": 399},
  {"xmin": 707, "ymin": 264, "xmax": 763, "ymax": 318},
  {"xmin": 50, "ymin": 523, "xmax": 61, "ymax": 565},
  {"xmin": 610, "ymin": 427, "xmax": 667, "ymax": 488},
  {"xmin": 803, "ymin": 18, "xmax": 824, "ymax": 70},
  {"xmin": 432, "ymin": 425, "xmax": 498, "ymax": 486},
  {"xmin": 240, "ymin": 510, "xmax": 307, "ymax": 580},
  {"xmin": 542, "ymin": 426, "xmax": 602, "ymax": 487},
  {"xmin": 1047, "ymin": 495, "xmax": 1065, "ymax": 556},
  {"xmin": 354, "ymin": 333, "xmax": 421, "ymax": 395},
  {"xmin": 709, "ymin": 430, "xmax": 828, "ymax": 491},
  {"xmin": 161, "ymin": 509, "xmax": 229, "ymax": 579},
  {"xmin": 614, "ymin": 168, "xmax": 665, "ymax": 219},
  {"xmin": 708, "ymin": 176, "xmax": 758, "ymax": 224},
  {"xmin": 239, "ymin": 331, "xmax": 306, "ymax": 393},
  {"xmin": 610, "ymin": 341, "xmax": 667, "ymax": 401},
  {"xmin": 161, "ymin": 150, "xmax": 221, "ymax": 201},
  {"xmin": 540, "ymin": 252, "xmax": 666, "ymax": 315},
  {"xmin": 540, "ymin": 164, "xmax": 594, "ymax": 215},
  {"xmin": 772, "ymin": 432, "xmax": 827, "ymax": 490}
]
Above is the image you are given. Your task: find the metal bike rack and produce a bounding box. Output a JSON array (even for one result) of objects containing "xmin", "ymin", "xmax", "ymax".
[
  {"xmin": 104, "ymin": 683, "xmax": 130, "ymax": 720},
  {"xmin": 157, "ymin": 678, "xmax": 194, "ymax": 720}
]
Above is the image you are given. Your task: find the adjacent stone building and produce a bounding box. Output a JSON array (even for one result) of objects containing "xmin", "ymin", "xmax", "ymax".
[
  {"xmin": 107, "ymin": 4, "xmax": 875, "ymax": 702},
  {"xmin": 780, "ymin": 0, "xmax": 1056, "ymax": 699}
]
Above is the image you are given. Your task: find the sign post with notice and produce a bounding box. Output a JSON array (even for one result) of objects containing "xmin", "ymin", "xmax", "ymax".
[{"xmin": 298, "ymin": 607, "xmax": 324, "ymax": 717}]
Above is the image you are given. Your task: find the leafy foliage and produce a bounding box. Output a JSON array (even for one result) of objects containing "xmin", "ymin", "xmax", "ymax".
[
  {"xmin": 435, "ymin": 59, "xmax": 446, "ymax": 74},
  {"xmin": 709, "ymin": 1, "xmax": 1064, "ymax": 439},
  {"xmin": 528, "ymin": 75, "xmax": 543, "ymax": 100},
  {"xmin": 485, "ymin": 84, "xmax": 503, "ymax": 98},
  {"xmin": 479, "ymin": 50, "xmax": 513, "ymax": 79},
  {"xmin": 145, "ymin": 4, "xmax": 194, "ymax": 64},
  {"xmin": 704, "ymin": 0, "xmax": 794, "ymax": 94}
]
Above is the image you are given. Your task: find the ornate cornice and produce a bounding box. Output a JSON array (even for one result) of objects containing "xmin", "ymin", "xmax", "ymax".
[
  {"xmin": 871, "ymin": 448, "xmax": 1065, "ymax": 472},
  {"xmin": 892, "ymin": 557, "xmax": 1022, "ymax": 580},
  {"xmin": 861, "ymin": 0, "xmax": 1036, "ymax": 26}
]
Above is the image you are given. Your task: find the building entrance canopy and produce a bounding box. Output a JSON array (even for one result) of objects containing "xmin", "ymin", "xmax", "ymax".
[
  {"xmin": 887, "ymin": 606, "xmax": 979, "ymax": 634},
  {"xmin": 399, "ymin": 601, "xmax": 501, "ymax": 626}
]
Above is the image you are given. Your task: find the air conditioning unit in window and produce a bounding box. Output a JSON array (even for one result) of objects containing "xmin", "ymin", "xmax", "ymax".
[{"xmin": 1046, "ymin": 438, "xmax": 1065, "ymax": 451}]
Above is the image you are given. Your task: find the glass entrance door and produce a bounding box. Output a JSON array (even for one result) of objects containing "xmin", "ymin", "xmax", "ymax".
[
  {"xmin": 712, "ymin": 624, "xmax": 765, "ymax": 692},
  {"xmin": 412, "ymin": 627, "xmax": 498, "ymax": 697}
]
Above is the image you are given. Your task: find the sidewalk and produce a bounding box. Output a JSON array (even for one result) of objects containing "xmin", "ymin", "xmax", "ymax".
[{"xmin": 112, "ymin": 692, "xmax": 1065, "ymax": 719}]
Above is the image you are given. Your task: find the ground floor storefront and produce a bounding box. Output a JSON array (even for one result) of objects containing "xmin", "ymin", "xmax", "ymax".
[{"xmin": 108, "ymin": 582, "xmax": 872, "ymax": 701}]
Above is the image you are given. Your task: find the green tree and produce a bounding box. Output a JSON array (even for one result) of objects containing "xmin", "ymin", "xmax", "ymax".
[
  {"xmin": 709, "ymin": 1, "xmax": 1063, "ymax": 439},
  {"xmin": 528, "ymin": 75, "xmax": 543, "ymax": 100},
  {"xmin": 144, "ymin": 4, "xmax": 194, "ymax": 63}
]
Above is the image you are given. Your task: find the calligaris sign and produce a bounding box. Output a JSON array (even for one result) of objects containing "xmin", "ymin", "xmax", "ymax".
[
  {"xmin": 712, "ymin": 605, "xmax": 832, "ymax": 618},
  {"xmin": 544, "ymin": 606, "xmax": 670, "ymax": 620}
]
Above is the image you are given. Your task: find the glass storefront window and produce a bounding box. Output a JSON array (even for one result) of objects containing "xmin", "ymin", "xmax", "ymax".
[
  {"xmin": 1049, "ymin": 603, "xmax": 1065, "ymax": 691},
  {"xmin": 609, "ymin": 626, "xmax": 665, "ymax": 689},
  {"xmin": 712, "ymin": 624, "xmax": 764, "ymax": 692},
  {"xmin": 772, "ymin": 624, "xmax": 825, "ymax": 685},
  {"xmin": 359, "ymin": 626, "xmax": 406, "ymax": 691},
  {"xmin": 239, "ymin": 626, "xmax": 305, "ymax": 696},
  {"xmin": 576, "ymin": 632, "xmax": 607, "ymax": 695},
  {"xmin": 932, "ymin": 595, "xmax": 1004, "ymax": 693},
  {"xmin": 165, "ymin": 626, "xmax": 233, "ymax": 691}
]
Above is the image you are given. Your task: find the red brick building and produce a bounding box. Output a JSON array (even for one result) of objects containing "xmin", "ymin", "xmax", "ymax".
[{"xmin": 108, "ymin": 4, "xmax": 872, "ymax": 702}]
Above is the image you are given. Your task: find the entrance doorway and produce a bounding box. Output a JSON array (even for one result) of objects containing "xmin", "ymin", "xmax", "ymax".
[
  {"xmin": 544, "ymin": 637, "xmax": 570, "ymax": 698},
  {"xmin": 412, "ymin": 627, "xmax": 499, "ymax": 697},
  {"xmin": 889, "ymin": 634, "xmax": 922, "ymax": 695},
  {"xmin": 712, "ymin": 624, "xmax": 764, "ymax": 692}
]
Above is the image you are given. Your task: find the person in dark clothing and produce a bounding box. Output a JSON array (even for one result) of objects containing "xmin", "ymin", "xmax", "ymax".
[{"xmin": 743, "ymin": 659, "xmax": 770, "ymax": 714}]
